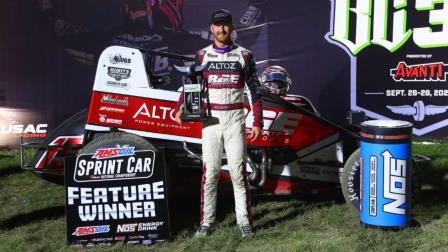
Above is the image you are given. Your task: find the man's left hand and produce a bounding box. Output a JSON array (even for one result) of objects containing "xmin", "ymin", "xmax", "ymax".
[{"xmin": 249, "ymin": 126, "xmax": 261, "ymax": 142}]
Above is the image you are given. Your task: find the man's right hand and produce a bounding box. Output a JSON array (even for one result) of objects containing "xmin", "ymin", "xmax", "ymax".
[{"xmin": 174, "ymin": 110, "xmax": 183, "ymax": 124}]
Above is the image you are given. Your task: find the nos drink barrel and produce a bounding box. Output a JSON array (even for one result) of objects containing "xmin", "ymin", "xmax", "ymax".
[{"xmin": 359, "ymin": 120, "xmax": 412, "ymax": 229}]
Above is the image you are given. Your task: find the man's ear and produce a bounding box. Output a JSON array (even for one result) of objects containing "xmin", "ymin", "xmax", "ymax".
[{"xmin": 209, "ymin": 24, "xmax": 214, "ymax": 34}]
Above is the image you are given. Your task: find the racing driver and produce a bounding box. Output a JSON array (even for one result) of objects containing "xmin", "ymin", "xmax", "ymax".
[{"xmin": 174, "ymin": 9, "xmax": 263, "ymax": 239}]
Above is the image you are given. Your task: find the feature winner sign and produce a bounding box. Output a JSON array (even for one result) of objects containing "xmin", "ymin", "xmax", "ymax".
[
  {"xmin": 326, "ymin": 0, "xmax": 448, "ymax": 136},
  {"xmin": 65, "ymin": 146, "xmax": 170, "ymax": 247}
]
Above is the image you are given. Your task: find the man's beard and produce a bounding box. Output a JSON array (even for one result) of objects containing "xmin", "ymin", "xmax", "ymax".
[{"xmin": 215, "ymin": 32, "xmax": 231, "ymax": 44}]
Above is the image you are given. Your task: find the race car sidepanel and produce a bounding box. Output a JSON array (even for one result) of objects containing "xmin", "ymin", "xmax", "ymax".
[
  {"xmin": 87, "ymin": 90, "xmax": 203, "ymax": 141},
  {"xmin": 87, "ymin": 89, "xmax": 341, "ymax": 151}
]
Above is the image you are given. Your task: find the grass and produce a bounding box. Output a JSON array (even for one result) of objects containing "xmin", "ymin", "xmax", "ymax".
[{"xmin": 1, "ymin": 140, "xmax": 448, "ymax": 251}]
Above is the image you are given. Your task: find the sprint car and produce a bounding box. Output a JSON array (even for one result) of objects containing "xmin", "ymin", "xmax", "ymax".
[{"xmin": 22, "ymin": 45, "xmax": 368, "ymax": 209}]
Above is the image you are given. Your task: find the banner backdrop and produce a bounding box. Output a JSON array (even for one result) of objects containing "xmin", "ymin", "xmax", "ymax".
[
  {"xmin": 327, "ymin": 0, "xmax": 448, "ymax": 136},
  {"xmin": 1, "ymin": 0, "xmax": 447, "ymax": 142}
]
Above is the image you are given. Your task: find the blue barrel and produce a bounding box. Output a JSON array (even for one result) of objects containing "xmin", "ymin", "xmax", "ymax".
[{"xmin": 359, "ymin": 120, "xmax": 412, "ymax": 229}]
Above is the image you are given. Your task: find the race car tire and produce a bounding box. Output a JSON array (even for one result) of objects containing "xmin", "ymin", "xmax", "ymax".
[
  {"xmin": 341, "ymin": 148, "xmax": 361, "ymax": 213},
  {"xmin": 78, "ymin": 132, "xmax": 171, "ymax": 196},
  {"xmin": 341, "ymin": 148, "xmax": 422, "ymax": 213},
  {"xmin": 79, "ymin": 132, "xmax": 156, "ymax": 154}
]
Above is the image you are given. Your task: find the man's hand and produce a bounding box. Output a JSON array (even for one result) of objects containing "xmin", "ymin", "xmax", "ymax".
[
  {"xmin": 249, "ymin": 126, "xmax": 261, "ymax": 142},
  {"xmin": 174, "ymin": 110, "xmax": 183, "ymax": 124}
]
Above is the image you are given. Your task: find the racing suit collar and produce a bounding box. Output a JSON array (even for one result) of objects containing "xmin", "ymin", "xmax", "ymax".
[{"xmin": 212, "ymin": 42, "xmax": 234, "ymax": 54}]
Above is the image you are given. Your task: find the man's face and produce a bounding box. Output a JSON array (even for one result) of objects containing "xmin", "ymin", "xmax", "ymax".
[{"xmin": 210, "ymin": 22, "xmax": 234, "ymax": 44}]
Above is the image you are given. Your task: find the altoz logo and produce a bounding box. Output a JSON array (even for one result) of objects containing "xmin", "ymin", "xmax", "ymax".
[
  {"xmin": 72, "ymin": 225, "xmax": 110, "ymax": 236},
  {"xmin": 107, "ymin": 67, "xmax": 131, "ymax": 81},
  {"xmin": 329, "ymin": 0, "xmax": 448, "ymax": 55},
  {"xmin": 117, "ymin": 223, "xmax": 138, "ymax": 233},
  {"xmin": 133, "ymin": 103, "xmax": 176, "ymax": 120},
  {"xmin": 208, "ymin": 62, "xmax": 237, "ymax": 70},
  {"xmin": 109, "ymin": 54, "xmax": 131, "ymax": 65},
  {"xmin": 92, "ymin": 146, "xmax": 135, "ymax": 159},
  {"xmin": 382, "ymin": 151, "xmax": 406, "ymax": 215},
  {"xmin": 390, "ymin": 62, "xmax": 448, "ymax": 82}
]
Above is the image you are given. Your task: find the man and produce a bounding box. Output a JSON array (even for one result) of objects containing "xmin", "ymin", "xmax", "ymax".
[{"xmin": 174, "ymin": 9, "xmax": 262, "ymax": 239}]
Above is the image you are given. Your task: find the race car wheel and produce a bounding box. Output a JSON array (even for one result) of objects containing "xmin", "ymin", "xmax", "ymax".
[
  {"xmin": 341, "ymin": 148, "xmax": 422, "ymax": 213},
  {"xmin": 79, "ymin": 132, "xmax": 156, "ymax": 154},
  {"xmin": 341, "ymin": 148, "xmax": 361, "ymax": 213}
]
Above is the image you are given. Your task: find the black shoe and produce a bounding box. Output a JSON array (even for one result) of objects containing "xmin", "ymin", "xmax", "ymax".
[
  {"xmin": 195, "ymin": 223, "xmax": 211, "ymax": 237},
  {"xmin": 239, "ymin": 225, "xmax": 254, "ymax": 239}
]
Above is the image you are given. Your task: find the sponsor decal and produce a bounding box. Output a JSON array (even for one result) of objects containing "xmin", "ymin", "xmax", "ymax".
[
  {"xmin": 128, "ymin": 235, "xmax": 145, "ymax": 240},
  {"xmin": 0, "ymin": 124, "xmax": 47, "ymax": 138},
  {"xmin": 227, "ymin": 53, "xmax": 241, "ymax": 58},
  {"xmin": 107, "ymin": 67, "xmax": 131, "ymax": 81},
  {"xmin": 206, "ymin": 53, "xmax": 218, "ymax": 58},
  {"xmin": 72, "ymin": 225, "xmax": 110, "ymax": 236},
  {"xmin": 132, "ymin": 102, "xmax": 190, "ymax": 130},
  {"xmin": 207, "ymin": 74, "xmax": 239, "ymax": 84},
  {"xmin": 99, "ymin": 114, "xmax": 106, "ymax": 123},
  {"xmin": 382, "ymin": 151, "xmax": 406, "ymax": 215},
  {"xmin": 369, "ymin": 156, "xmax": 377, "ymax": 217},
  {"xmin": 98, "ymin": 114, "xmax": 123, "ymax": 126},
  {"xmin": 127, "ymin": 241, "xmax": 140, "ymax": 245},
  {"xmin": 147, "ymin": 234, "xmax": 159, "ymax": 239},
  {"xmin": 90, "ymin": 237, "xmax": 113, "ymax": 242},
  {"xmin": 390, "ymin": 62, "xmax": 448, "ymax": 82},
  {"xmin": 92, "ymin": 146, "xmax": 135, "ymax": 160},
  {"xmin": 207, "ymin": 62, "xmax": 238, "ymax": 70},
  {"xmin": 138, "ymin": 222, "xmax": 164, "ymax": 231},
  {"xmin": 67, "ymin": 182, "xmax": 164, "ymax": 221},
  {"xmin": 109, "ymin": 54, "xmax": 131, "ymax": 65},
  {"xmin": 99, "ymin": 106, "xmax": 125, "ymax": 114},
  {"xmin": 214, "ymin": 12, "xmax": 227, "ymax": 18},
  {"xmin": 133, "ymin": 103, "xmax": 176, "ymax": 121},
  {"xmin": 105, "ymin": 118, "xmax": 123, "ymax": 125},
  {"xmin": 117, "ymin": 223, "xmax": 138, "ymax": 233},
  {"xmin": 101, "ymin": 94, "xmax": 129, "ymax": 106},
  {"xmin": 142, "ymin": 239, "xmax": 152, "ymax": 245},
  {"xmin": 106, "ymin": 81, "xmax": 129, "ymax": 89},
  {"xmin": 114, "ymin": 236, "xmax": 126, "ymax": 241},
  {"xmin": 74, "ymin": 150, "xmax": 155, "ymax": 182}
]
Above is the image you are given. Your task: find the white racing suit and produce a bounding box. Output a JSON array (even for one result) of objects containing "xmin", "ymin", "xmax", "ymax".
[{"xmin": 176, "ymin": 43, "xmax": 263, "ymax": 225}]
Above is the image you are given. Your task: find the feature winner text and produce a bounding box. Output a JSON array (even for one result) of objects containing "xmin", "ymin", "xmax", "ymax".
[{"xmin": 67, "ymin": 182, "xmax": 164, "ymax": 221}]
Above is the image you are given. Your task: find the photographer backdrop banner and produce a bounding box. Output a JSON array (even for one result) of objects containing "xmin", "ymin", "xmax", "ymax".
[{"xmin": 0, "ymin": 0, "xmax": 447, "ymax": 145}]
